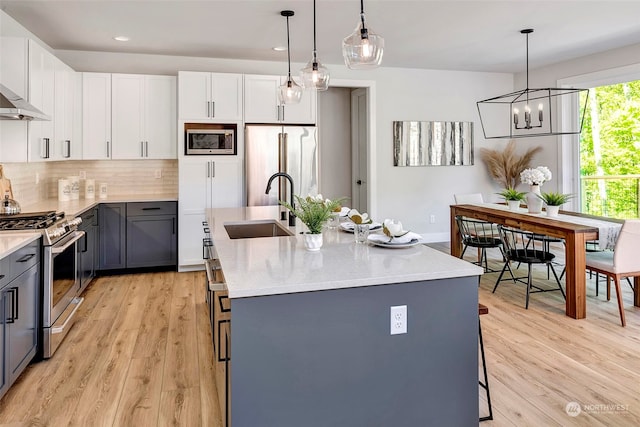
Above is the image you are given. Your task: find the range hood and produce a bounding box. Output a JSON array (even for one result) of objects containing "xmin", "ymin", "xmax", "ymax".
[{"xmin": 0, "ymin": 83, "xmax": 50, "ymax": 121}]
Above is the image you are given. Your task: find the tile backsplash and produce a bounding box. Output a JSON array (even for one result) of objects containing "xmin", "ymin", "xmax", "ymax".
[{"xmin": 2, "ymin": 159, "xmax": 177, "ymax": 206}]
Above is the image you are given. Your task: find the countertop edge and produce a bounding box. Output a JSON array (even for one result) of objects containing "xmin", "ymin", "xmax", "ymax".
[{"xmin": 0, "ymin": 232, "xmax": 42, "ymax": 260}]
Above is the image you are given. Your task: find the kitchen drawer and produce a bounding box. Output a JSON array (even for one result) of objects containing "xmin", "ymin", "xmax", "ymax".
[
  {"xmin": 9, "ymin": 239, "xmax": 41, "ymax": 279},
  {"xmin": 127, "ymin": 201, "xmax": 177, "ymax": 216}
]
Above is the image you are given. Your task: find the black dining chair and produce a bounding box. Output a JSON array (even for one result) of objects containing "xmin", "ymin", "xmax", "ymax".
[
  {"xmin": 455, "ymin": 215, "xmax": 504, "ymax": 273},
  {"xmin": 493, "ymin": 225, "xmax": 565, "ymax": 309}
]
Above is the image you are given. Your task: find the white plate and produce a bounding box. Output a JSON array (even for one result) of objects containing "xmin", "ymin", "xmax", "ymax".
[
  {"xmin": 339, "ymin": 222, "xmax": 382, "ymax": 233},
  {"xmin": 367, "ymin": 234, "xmax": 423, "ymax": 248}
]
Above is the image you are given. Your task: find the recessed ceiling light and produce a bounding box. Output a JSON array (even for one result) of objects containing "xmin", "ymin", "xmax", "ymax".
[
  {"xmin": 113, "ymin": 36, "xmax": 130, "ymax": 42},
  {"xmin": 272, "ymin": 46, "xmax": 287, "ymax": 52}
]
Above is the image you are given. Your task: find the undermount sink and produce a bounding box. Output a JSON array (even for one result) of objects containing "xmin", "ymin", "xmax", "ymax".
[{"xmin": 224, "ymin": 220, "xmax": 294, "ymax": 239}]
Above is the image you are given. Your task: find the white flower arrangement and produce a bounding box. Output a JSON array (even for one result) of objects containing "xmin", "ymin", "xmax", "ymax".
[{"xmin": 520, "ymin": 166, "xmax": 552, "ymax": 186}]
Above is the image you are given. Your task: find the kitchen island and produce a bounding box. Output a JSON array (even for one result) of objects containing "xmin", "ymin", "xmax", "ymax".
[{"xmin": 206, "ymin": 206, "xmax": 484, "ymax": 427}]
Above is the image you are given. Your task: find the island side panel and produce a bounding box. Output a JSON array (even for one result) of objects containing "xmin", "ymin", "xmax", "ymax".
[{"xmin": 231, "ymin": 276, "xmax": 479, "ymax": 427}]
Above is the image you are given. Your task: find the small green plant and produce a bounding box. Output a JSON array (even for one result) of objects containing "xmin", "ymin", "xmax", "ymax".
[
  {"xmin": 537, "ymin": 191, "xmax": 573, "ymax": 206},
  {"xmin": 280, "ymin": 195, "xmax": 346, "ymax": 234},
  {"xmin": 497, "ymin": 188, "xmax": 527, "ymax": 201}
]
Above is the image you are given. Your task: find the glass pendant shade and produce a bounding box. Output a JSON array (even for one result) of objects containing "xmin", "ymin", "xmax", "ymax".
[
  {"xmin": 342, "ymin": 20, "xmax": 384, "ymax": 69},
  {"xmin": 300, "ymin": 55, "xmax": 330, "ymax": 91},
  {"xmin": 279, "ymin": 79, "xmax": 303, "ymax": 104}
]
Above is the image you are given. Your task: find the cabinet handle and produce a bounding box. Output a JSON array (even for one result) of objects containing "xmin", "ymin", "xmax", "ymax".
[
  {"xmin": 106, "ymin": 141, "xmax": 110, "ymax": 158},
  {"xmin": 211, "ymin": 101, "xmax": 215, "ymax": 118},
  {"xmin": 0, "ymin": 275, "xmax": 4, "ymax": 280},
  {"xmin": 282, "ymin": 106, "xmax": 285, "ymax": 122},
  {"xmin": 172, "ymin": 217, "xmax": 176, "ymax": 235},
  {"xmin": 141, "ymin": 141, "xmax": 145, "ymax": 157},
  {"xmin": 207, "ymin": 161, "xmax": 211, "ymax": 178},
  {"xmin": 65, "ymin": 140, "xmax": 71, "ymax": 158},
  {"xmin": 207, "ymin": 101, "xmax": 211, "ymax": 118},
  {"xmin": 6, "ymin": 288, "xmax": 18, "ymax": 323},
  {"xmin": 211, "ymin": 161, "xmax": 215, "ymax": 178},
  {"xmin": 145, "ymin": 141, "xmax": 149, "ymax": 157},
  {"xmin": 141, "ymin": 207, "xmax": 161, "ymax": 211},
  {"xmin": 82, "ymin": 232, "xmax": 88, "ymax": 253},
  {"xmin": 217, "ymin": 319, "xmax": 231, "ymax": 362},
  {"xmin": 276, "ymin": 105, "xmax": 280, "ymax": 121},
  {"xmin": 16, "ymin": 253, "xmax": 35, "ymax": 263},
  {"xmin": 41, "ymin": 138, "xmax": 50, "ymax": 159}
]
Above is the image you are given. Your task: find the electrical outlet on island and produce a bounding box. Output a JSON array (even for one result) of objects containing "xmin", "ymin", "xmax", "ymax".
[{"xmin": 154, "ymin": 169, "xmax": 162, "ymax": 179}]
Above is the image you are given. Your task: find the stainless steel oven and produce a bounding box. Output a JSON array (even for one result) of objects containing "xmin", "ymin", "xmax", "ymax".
[{"xmin": 42, "ymin": 228, "xmax": 84, "ymax": 358}]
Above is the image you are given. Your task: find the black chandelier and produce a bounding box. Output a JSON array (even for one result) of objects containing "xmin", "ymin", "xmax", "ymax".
[{"xmin": 476, "ymin": 29, "xmax": 589, "ymax": 139}]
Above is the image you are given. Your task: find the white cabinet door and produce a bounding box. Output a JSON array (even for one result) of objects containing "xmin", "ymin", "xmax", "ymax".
[
  {"xmin": 144, "ymin": 75, "xmax": 176, "ymax": 159},
  {"xmin": 111, "ymin": 74, "xmax": 145, "ymax": 159},
  {"xmin": 178, "ymin": 157, "xmax": 208, "ymax": 268},
  {"xmin": 244, "ymin": 74, "xmax": 280, "ymax": 123},
  {"xmin": 178, "ymin": 72, "xmax": 243, "ymax": 121},
  {"xmin": 53, "ymin": 59, "xmax": 79, "ymax": 160},
  {"xmin": 280, "ymin": 76, "xmax": 317, "ymax": 125},
  {"xmin": 244, "ymin": 74, "xmax": 316, "ymax": 124},
  {"xmin": 208, "ymin": 159, "xmax": 243, "ymax": 208},
  {"xmin": 28, "ymin": 40, "xmax": 54, "ymax": 162},
  {"xmin": 210, "ymin": 73, "xmax": 243, "ymax": 121},
  {"xmin": 82, "ymin": 73, "xmax": 111, "ymax": 159},
  {"xmin": 178, "ymin": 71, "xmax": 210, "ymax": 120}
]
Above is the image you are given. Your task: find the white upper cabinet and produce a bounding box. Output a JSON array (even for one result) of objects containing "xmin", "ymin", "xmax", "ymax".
[
  {"xmin": 82, "ymin": 73, "xmax": 112, "ymax": 160},
  {"xmin": 178, "ymin": 71, "xmax": 242, "ymax": 121},
  {"xmin": 28, "ymin": 40, "xmax": 55, "ymax": 162},
  {"xmin": 111, "ymin": 74, "xmax": 176, "ymax": 159},
  {"xmin": 52, "ymin": 58, "xmax": 80, "ymax": 160},
  {"xmin": 244, "ymin": 74, "xmax": 316, "ymax": 124}
]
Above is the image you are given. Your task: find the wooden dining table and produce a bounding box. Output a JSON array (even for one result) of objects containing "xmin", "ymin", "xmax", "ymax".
[{"xmin": 450, "ymin": 203, "xmax": 639, "ymax": 319}]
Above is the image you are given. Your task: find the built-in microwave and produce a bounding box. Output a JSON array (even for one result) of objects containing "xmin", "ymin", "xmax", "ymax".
[{"xmin": 185, "ymin": 123, "xmax": 237, "ymax": 155}]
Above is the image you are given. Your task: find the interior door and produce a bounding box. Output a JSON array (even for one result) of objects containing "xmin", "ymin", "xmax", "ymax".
[{"xmin": 351, "ymin": 88, "xmax": 368, "ymax": 212}]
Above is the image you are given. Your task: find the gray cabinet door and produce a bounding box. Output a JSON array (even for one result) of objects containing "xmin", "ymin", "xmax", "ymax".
[
  {"xmin": 98, "ymin": 203, "xmax": 126, "ymax": 270},
  {"xmin": 7, "ymin": 265, "xmax": 38, "ymax": 383},
  {"xmin": 0, "ymin": 290, "xmax": 7, "ymax": 399},
  {"xmin": 126, "ymin": 214, "xmax": 177, "ymax": 268},
  {"xmin": 79, "ymin": 208, "xmax": 97, "ymax": 289}
]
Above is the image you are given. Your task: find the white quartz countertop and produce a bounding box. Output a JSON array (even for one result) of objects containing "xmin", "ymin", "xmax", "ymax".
[
  {"xmin": 19, "ymin": 193, "xmax": 178, "ymax": 218},
  {"xmin": 206, "ymin": 206, "xmax": 483, "ymax": 298},
  {"xmin": 0, "ymin": 232, "xmax": 41, "ymax": 260}
]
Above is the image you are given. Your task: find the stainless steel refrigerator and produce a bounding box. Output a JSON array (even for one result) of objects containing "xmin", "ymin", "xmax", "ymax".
[{"xmin": 245, "ymin": 125, "xmax": 318, "ymax": 206}]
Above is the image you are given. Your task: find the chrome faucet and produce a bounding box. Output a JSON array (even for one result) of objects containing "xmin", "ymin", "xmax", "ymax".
[{"xmin": 265, "ymin": 172, "xmax": 296, "ymax": 226}]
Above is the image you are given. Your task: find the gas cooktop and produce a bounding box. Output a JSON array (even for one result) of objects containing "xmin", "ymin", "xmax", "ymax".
[{"xmin": 0, "ymin": 211, "xmax": 63, "ymax": 230}]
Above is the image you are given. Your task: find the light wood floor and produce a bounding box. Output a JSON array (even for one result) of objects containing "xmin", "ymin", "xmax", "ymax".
[{"xmin": 0, "ymin": 245, "xmax": 639, "ymax": 426}]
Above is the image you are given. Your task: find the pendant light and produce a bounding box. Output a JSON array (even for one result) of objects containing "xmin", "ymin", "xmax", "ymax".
[
  {"xmin": 476, "ymin": 29, "xmax": 589, "ymax": 139},
  {"xmin": 279, "ymin": 10, "xmax": 303, "ymax": 104},
  {"xmin": 342, "ymin": 0, "xmax": 384, "ymax": 69},
  {"xmin": 300, "ymin": 0, "xmax": 329, "ymax": 91}
]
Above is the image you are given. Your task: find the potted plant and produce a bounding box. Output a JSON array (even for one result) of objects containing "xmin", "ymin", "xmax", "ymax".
[
  {"xmin": 497, "ymin": 188, "xmax": 526, "ymax": 211},
  {"xmin": 537, "ymin": 191, "xmax": 573, "ymax": 217},
  {"xmin": 281, "ymin": 195, "xmax": 345, "ymax": 250}
]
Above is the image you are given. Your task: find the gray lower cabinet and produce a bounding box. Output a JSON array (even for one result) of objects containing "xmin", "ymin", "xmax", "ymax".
[
  {"xmin": 98, "ymin": 201, "xmax": 177, "ymax": 270},
  {"xmin": 79, "ymin": 207, "xmax": 98, "ymax": 290},
  {"xmin": 98, "ymin": 203, "xmax": 127, "ymax": 270},
  {"xmin": 0, "ymin": 239, "xmax": 40, "ymax": 400}
]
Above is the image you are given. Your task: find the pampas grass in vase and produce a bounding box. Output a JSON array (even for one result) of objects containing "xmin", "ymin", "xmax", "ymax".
[{"xmin": 479, "ymin": 140, "xmax": 542, "ymax": 189}]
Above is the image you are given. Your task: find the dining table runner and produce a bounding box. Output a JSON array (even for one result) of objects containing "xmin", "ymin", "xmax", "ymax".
[{"xmin": 472, "ymin": 203, "xmax": 622, "ymax": 250}]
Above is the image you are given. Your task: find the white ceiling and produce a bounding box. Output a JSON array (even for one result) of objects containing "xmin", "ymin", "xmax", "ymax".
[{"xmin": 2, "ymin": 0, "xmax": 640, "ymax": 73}]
